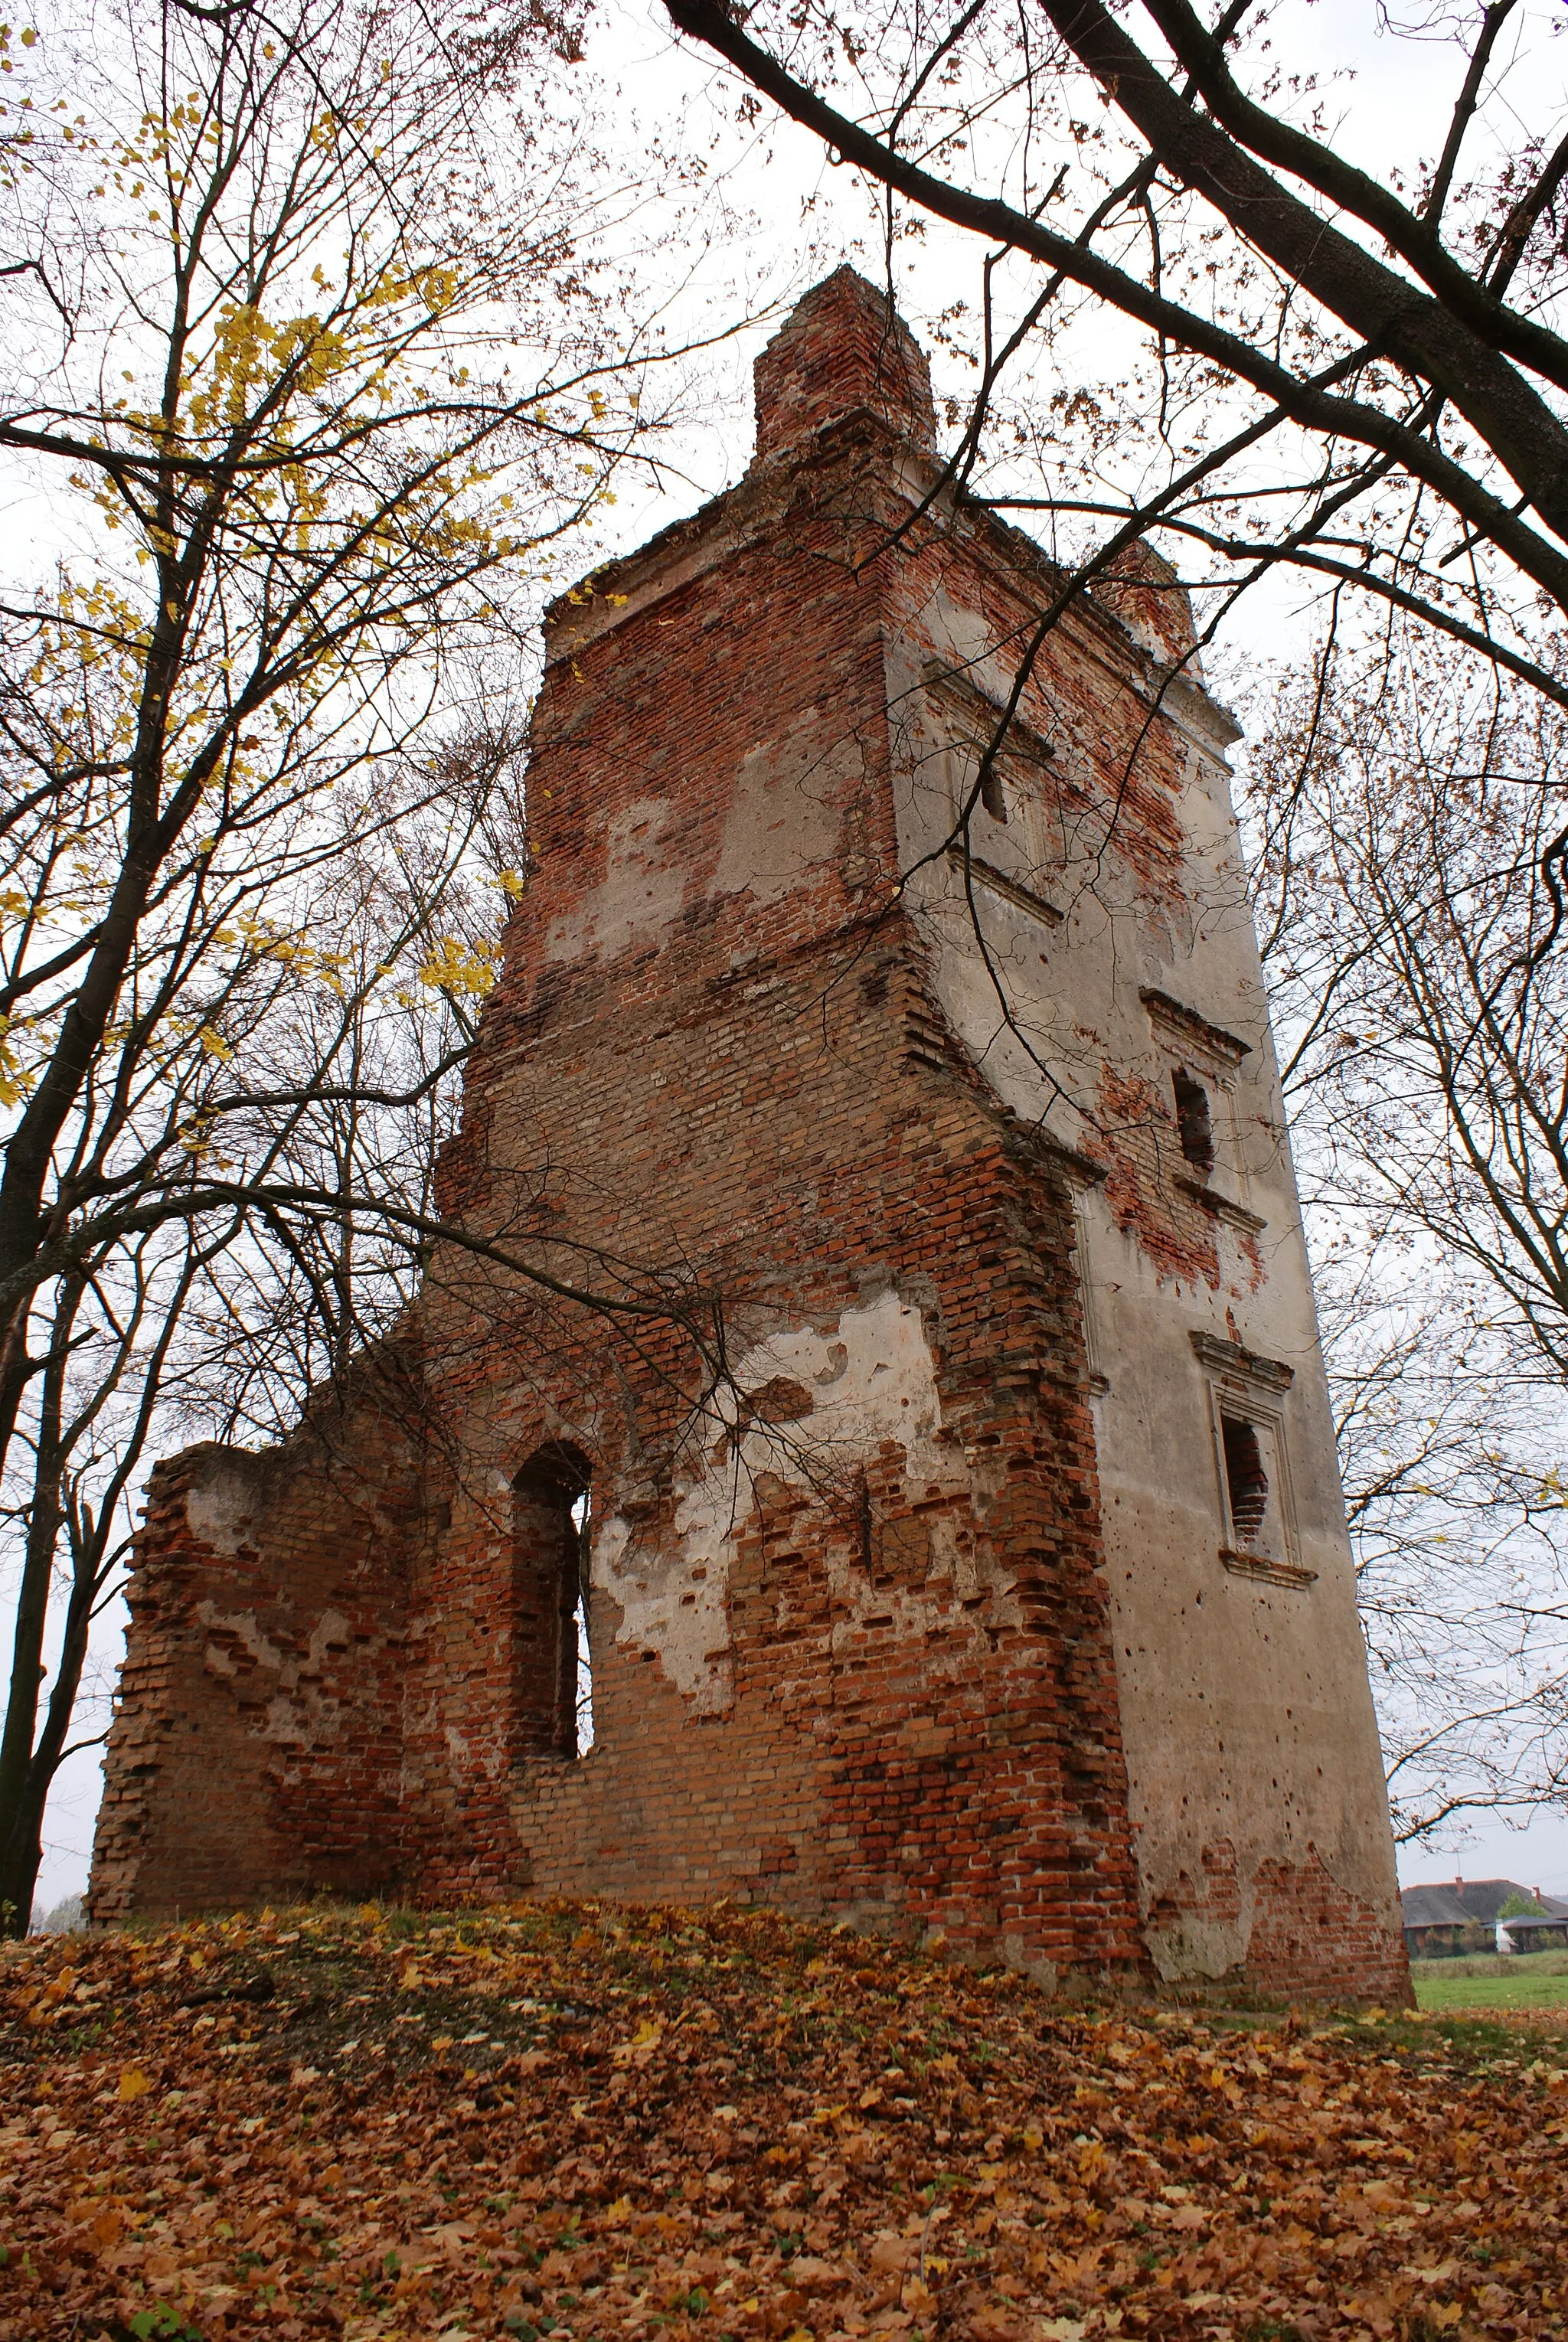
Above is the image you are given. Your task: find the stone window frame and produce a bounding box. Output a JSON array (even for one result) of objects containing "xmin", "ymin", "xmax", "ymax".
[
  {"xmin": 1142, "ymin": 989, "xmax": 1264, "ymax": 1233},
  {"xmin": 1189, "ymin": 1331, "xmax": 1317, "ymax": 1589},
  {"xmin": 921, "ymin": 661, "xmax": 1067, "ymax": 930},
  {"xmin": 923, "ymin": 659, "xmax": 1058, "ymax": 807}
]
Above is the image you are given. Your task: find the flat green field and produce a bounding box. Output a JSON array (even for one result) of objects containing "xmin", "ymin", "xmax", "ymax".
[{"xmin": 1413, "ymin": 1946, "xmax": 1568, "ymax": 2011}]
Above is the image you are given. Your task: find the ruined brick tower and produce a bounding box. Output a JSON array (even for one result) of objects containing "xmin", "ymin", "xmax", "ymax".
[{"xmin": 90, "ymin": 271, "xmax": 1410, "ymax": 2001}]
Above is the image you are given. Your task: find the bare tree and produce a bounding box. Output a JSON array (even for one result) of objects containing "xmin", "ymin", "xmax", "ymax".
[
  {"xmin": 1247, "ymin": 626, "xmax": 1568, "ymax": 1374},
  {"xmin": 1240, "ymin": 622, "xmax": 1568, "ymax": 1837},
  {"xmin": 663, "ymin": 0, "xmax": 1568, "ymax": 704},
  {"xmin": 1298, "ymin": 1198, "xmax": 1568, "ymax": 1841},
  {"xmin": 0, "ymin": 0, "xmax": 706, "ymax": 1932}
]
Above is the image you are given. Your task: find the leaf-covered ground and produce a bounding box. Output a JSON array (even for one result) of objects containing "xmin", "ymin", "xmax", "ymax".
[{"xmin": 2, "ymin": 1900, "xmax": 1565, "ymax": 2342}]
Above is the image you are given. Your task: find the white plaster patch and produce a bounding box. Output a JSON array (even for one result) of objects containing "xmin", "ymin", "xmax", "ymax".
[
  {"xmin": 197, "ymin": 1602, "xmax": 354, "ymax": 1746},
  {"xmin": 198, "ymin": 1599, "xmax": 283, "ymax": 1680},
  {"xmin": 544, "ymin": 794, "xmax": 685, "ymax": 965},
  {"xmin": 185, "ymin": 1475, "xmax": 257, "ymax": 1559},
  {"xmin": 593, "ymin": 1291, "xmax": 964, "ymax": 1713},
  {"xmin": 1143, "ymin": 1910, "xmax": 1250, "ymax": 1984},
  {"xmin": 714, "ymin": 720, "xmax": 845, "ymax": 906}
]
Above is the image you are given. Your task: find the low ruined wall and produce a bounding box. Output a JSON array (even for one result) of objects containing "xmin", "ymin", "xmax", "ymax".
[{"xmin": 90, "ymin": 1355, "xmax": 430, "ymax": 1923}]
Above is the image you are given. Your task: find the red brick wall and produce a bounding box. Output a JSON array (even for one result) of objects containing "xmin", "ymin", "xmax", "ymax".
[
  {"xmin": 90, "ymin": 1347, "xmax": 430, "ymax": 1923},
  {"xmin": 1145, "ymin": 1841, "xmax": 1413, "ymax": 2005},
  {"xmin": 404, "ymin": 936, "xmax": 1147, "ymax": 1985}
]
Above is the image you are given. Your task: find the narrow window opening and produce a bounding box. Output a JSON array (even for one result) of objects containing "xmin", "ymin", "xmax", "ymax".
[
  {"xmin": 512, "ymin": 1442, "xmax": 593, "ymax": 1759},
  {"xmin": 1222, "ymin": 1415, "xmax": 1269, "ymax": 1547},
  {"xmin": 1173, "ymin": 1067, "xmax": 1216, "ymax": 1175},
  {"xmin": 571, "ymin": 1488, "xmax": 594, "ymax": 1752}
]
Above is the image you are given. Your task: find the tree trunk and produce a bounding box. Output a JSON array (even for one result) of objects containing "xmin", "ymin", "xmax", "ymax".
[
  {"xmin": 0, "ymin": 1524, "xmax": 98, "ymax": 1935},
  {"xmin": 0, "ymin": 1282, "xmax": 74, "ymax": 1936}
]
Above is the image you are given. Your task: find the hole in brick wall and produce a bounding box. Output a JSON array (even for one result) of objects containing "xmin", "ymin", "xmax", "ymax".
[
  {"xmin": 978, "ymin": 765, "xmax": 1007, "ymax": 821},
  {"xmin": 1172, "ymin": 1067, "xmax": 1216, "ymax": 1175},
  {"xmin": 1221, "ymin": 1415, "xmax": 1269, "ymax": 1548},
  {"xmin": 512, "ymin": 1442, "xmax": 593, "ymax": 1759},
  {"xmin": 571, "ymin": 1489, "xmax": 594, "ymax": 1752}
]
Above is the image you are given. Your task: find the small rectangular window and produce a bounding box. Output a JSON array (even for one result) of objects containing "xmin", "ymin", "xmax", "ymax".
[
  {"xmin": 1220, "ymin": 1412, "xmax": 1269, "ymax": 1545},
  {"xmin": 1143, "ymin": 992, "xmax": 1251, "ymax": 1204},
  {"xmin": 978, "ymin": 765, "xmax": 1007, "ymax": 822},
  {"xmin": 1191, "ymin": 1333, "xmax": 1315, "ymax": 1588},
  {"xmin": 1172, "ymin": 1068, "xmax": 1216, "ymax": 1176},
  {"xmin": 1209, "ymin": 1393, "xmax": 1305, "ymax": 1583},
  {"xmin": 922, "ymin": 662, "xmax": 1057, "ymax": 873}
]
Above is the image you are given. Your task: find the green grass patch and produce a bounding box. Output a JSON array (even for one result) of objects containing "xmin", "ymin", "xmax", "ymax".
[{"xmin": 1413, "ymin": 1947, "xmax": 1568, "ymax": 2013}]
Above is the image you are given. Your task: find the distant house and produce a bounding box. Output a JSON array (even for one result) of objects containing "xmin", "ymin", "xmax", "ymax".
[
  {"xmin": 1400, "ymin": 1884, "xmax": 1473, "ymax": 1957},
  {"xmin": 1401, "ymin": 1878, "xmax": 1568, "ymax": 1957}
]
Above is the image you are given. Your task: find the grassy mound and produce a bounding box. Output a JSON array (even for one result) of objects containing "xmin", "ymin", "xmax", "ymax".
[{"xmin": 2, "ymin": 1900, "xmax": 1566, "ymax": 2340}]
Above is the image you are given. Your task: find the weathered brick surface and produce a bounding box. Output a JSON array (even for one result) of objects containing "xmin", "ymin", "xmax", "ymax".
[
  {"xmin": 1145, "ymin": 1841, "xmax": 1412, "ymax": 2004},
  {"xmin": 91, "ymin": 270, "xmax": 1410, "ymax": 2004},
  {"xmin": 92, "ymin": 1344, "xmax": 428, "ymax": 1922}
]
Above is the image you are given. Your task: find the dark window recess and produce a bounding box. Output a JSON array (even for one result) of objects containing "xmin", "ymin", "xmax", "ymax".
[
  {"xmin": 978, "ymin": 764, "xmax": 1007, "ymax": 821},
  {"xmin": 571, "ymin": 1489, "xmax": 594, "ymax": 1749},
  {"xmin": 1173, "ymin": 1067, "xmax": 1216, "ymax": 1175},
  {"xmin": 1222, "ymin": 1416, "xmax": 1269, "ymax": 1547},
  {"xmin": 512, "ymin": 1442, "xmax": 593, "ymax": 1758}
]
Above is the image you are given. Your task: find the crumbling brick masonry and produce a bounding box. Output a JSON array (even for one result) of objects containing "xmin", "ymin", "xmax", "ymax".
[{"xmin": 90, "ymin": 271, "xmax": 1411, "ymax": 2003}]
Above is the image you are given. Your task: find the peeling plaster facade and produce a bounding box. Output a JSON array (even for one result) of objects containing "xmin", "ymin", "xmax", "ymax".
[
  {"xmin": 92, "ymin": 273, "xmax": 1409, "ymax": 2002},
  {"xmin": 595, "ymin": 1292, "xmax": 962, "ymax": 1718}
]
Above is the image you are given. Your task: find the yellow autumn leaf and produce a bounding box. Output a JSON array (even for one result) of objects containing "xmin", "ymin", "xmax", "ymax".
[
  {"xmin": 612, "ymin": 2016, "xmax": 663, "ymax": 2066},
  {"xmin": 416, "ymin": 933, "xmax": 499, "ymax": 998},
  {"xmin": 117, "ymin": 2068, "xmax": 152, "ymax": 2102}
]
